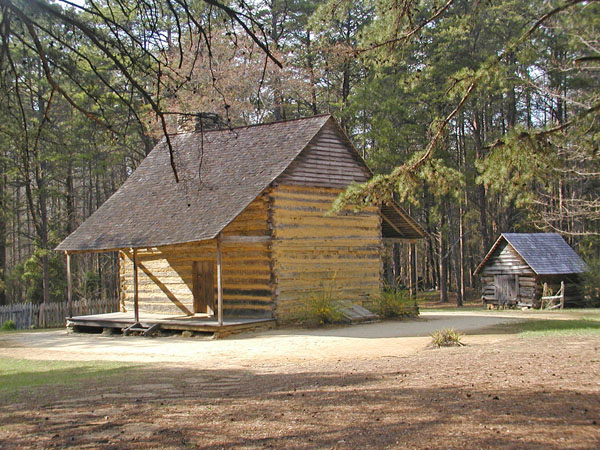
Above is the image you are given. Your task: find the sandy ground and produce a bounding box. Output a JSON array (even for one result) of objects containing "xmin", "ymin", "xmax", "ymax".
[
  {"xmin": 1, "ymin": 310, "xmax": 599, "ymax": 449},
  {"xmin": 0, "ymin": 311, "xmax": 530, "ymax": 366}
]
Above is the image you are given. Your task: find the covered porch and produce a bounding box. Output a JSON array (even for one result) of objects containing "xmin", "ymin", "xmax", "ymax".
[
  {"xmin": 63, "ymin": 230, "xmax": 272, "ymax": 337},
  {"xmin": 67, "ymin": 311, "xmax": 275, "ymax": 338}
]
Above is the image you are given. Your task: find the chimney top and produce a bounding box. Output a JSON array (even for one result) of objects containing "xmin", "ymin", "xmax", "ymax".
[{"xmin": 177, "ymin": 112, "xmax": 224, "ymax": 132}]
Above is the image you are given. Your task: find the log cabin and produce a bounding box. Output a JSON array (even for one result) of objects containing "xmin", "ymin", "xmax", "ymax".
[
  {"xmin": 474, "ymin": 233, "xmax": 587, "ymax": 308},
  {"xmin": 56, "ymin": 115, "xmax": 426, "ymax": 335}
]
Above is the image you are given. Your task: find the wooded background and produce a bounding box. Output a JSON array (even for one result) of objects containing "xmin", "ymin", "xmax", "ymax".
[{"xmin": 0, "ymin": 0, "xmax": 597, "ymax": 307}]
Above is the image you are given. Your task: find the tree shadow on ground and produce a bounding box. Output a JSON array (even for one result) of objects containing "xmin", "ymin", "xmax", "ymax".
[{"xmin": 1, "ymin": 363, "xmax": 598, "ymax": 449}]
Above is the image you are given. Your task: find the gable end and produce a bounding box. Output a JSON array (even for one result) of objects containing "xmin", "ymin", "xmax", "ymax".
[
  {"xmin": 478, "ymin": 241, "xmax": 535, "ymax": 276},
  {"xmin": 276, "ymin": 120, "xmax": 371, "ymax": 188}
]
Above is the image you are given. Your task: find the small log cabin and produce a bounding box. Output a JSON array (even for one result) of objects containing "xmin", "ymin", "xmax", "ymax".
[
  {"xmin": 474, "ymin": 233, "xmax": 587, "ymax": 308},
  {"xmin": 57, "ymin": 115, "xmax": 425, "ymax": 333}
]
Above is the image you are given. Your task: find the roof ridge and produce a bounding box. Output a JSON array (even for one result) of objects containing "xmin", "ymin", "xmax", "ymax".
[{"xmin": 174, "ymin": 114, "xmax": 332, "ymax": 135}]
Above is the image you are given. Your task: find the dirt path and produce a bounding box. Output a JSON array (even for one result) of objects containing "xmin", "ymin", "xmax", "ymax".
[
  {"xmin": 0, "ymin": 311, "xmax": 528, "ymax": 366},
  {"xmin": 2, "ymin": 310, "xmax": 599, "ymax": 449},
  {"xmin": 1, "ymin": 333, "xmax": 599, "ymax": 449}
]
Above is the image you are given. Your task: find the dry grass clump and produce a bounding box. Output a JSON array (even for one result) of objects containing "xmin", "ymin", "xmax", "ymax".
[
  {"xmin": 295, "ymin": 280, "xmax": 346, "ymax": 327},
  {"xmin": 431, "ymin": 328, "xmax": 465, "ymax": 347}
]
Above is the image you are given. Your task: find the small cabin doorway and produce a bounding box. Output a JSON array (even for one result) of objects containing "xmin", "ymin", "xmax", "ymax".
[
  {"xmin": 192, "ymin": 261, "xmax": 215, "ymax": 315},
  {"xmin": 495, "ymin": 275, "xmax": 519, "ymax": 306}
]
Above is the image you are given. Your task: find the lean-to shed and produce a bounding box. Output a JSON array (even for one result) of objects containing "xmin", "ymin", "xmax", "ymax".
[
  {"xmin": 57, "ymin": 115, "xmax": 425, "ymax": 332},
  {"xmin": 474, "ymin": 233, "xmax": 587, "ymax": 308}
]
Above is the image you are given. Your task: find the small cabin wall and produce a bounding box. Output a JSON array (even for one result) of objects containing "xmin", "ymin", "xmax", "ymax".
[
  {"xmin": 270, "ymin": 185, "xmax": 382, "ymax": 322},
  {"xmin": 120, "ymin": 194, "xmax": 273, "ymax": 317},
  {"xmin": 479, "ymin": 242, "xmax": 537, "ymax": 307},
  {"xmin": 539, "ymin": 274, "xmax": 584, "ymax": 307}
]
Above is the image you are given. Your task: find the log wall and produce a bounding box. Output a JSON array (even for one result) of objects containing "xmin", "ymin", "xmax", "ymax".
[
  {"xmin": 121, "ymin": 194, "xmax": 273, "ymax": 317},
  {"xmin": 270, "ymin": 185, "xmax": 382, "ymax": 322},
  {"xmin": 479, "ymin": 243, "xmax": 538, "ymax": 306}
]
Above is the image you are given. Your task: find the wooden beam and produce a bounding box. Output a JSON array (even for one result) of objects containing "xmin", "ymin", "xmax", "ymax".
[
  {"xmin": 382, "ymin": 238, "xmax": 419, "ymax": 244},
  {"xmin": 216, "ymin": 233, "xmax": 223, "ymax": 326},
  {"xmin": 389, "ymin": 202, "xmax": 428, "ymax": 238},
  {"xmin": 65, "ymin": 252, "xmax": 73, "ymax": 318},
  {"xmin": 221, "ymin": 235, "xmax": 272, "ymax": 243},
  {"xmin": 133, "ymin": 248, "xmax": 140, "ymax": 323},
  {"xmin": 379, "ymin": 211, "xmax": 406, "ymax": 238},
  {"xmin": 61, "ymin": 247, "xmax": 123, "ymax": 254}
]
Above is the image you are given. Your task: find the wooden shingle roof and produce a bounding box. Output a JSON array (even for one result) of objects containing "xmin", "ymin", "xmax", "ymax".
[
  {"xmin": 58, "ymin": 115, "xmax": 331, "ymax": 251},
  {"xmin": 475, "ymin": 233, "xmax": 587, "ymax": 275},
  {"xmin": 57, "ymin": 115, "xmax": 425, "ymax": 251}
]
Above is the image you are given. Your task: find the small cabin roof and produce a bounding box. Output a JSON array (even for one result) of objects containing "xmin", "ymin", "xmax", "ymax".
[
  {"xmin": 474, "ymin": 233, "xmax": 588, "ymax": 276},
  {"xmin": 57, "ymin": 115, "xmax": 425, "ymax": 252}
]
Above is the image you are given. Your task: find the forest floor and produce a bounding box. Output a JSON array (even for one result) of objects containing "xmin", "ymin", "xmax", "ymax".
[{"xmin": 1, "ymin": 310, "xmax": 599, "ymax": 449}]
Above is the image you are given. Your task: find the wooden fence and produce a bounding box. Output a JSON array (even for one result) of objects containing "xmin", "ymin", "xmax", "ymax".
[
  {"xmin": 0, "ymin": 298, "xmax": 119, "ymax": 329},
  {"xmin": 540, "ymin": 281, "xmax": 565, "ymax": 310}
]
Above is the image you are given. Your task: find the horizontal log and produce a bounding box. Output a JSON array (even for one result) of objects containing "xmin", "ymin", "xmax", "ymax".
[
  {"xmin": 275, "ymin": 281, "xmax": 380, "ymax": 291},
  {"xmin": 274, "ymin": 228, "xmax": 378, "ymax": 240},
  {"xmin": 121, "ymin": 266, "xmax": 271, "ymax": 278},
  {"xmin": 273, "ymin": 257, "xmax": 380, "ymax": 266},
  {"xmin": 272, "ymin": 211, "xmax": 378, "ymax": 224},
  {"xmin": 221, "ymin": 235, "xmax": 272, "ymax": 243},
  {"xmin": 275, "ymin": 287, "xmax": 380, "ymax": 298},
  {"xmin": 274, "ymin": 261, "xmax": 380, "ymax": 270}
]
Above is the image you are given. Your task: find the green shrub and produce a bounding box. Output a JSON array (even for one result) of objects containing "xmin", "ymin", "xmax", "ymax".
[
  {"xmin": 431, "ymin": 328, "xmax": 465, "ymax": 347},
  {"xmin": 295, "ymin": 281, "xmax": 346, "ymax": 327},
  {"xmin": 371, "ymin": 288, "xmax": 419, "ymax": 318},
  {"xmin": 1, "ymin": 320, "xmax": 16, "ymax": 331}
]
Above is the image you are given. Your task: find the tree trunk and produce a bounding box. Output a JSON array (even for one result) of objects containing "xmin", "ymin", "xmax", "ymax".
[
  {"xmin": 393, "ymin": 243, "xmax": 401, "ymax": 287},
  {"xmin": 0, "ymin": 162, "xmax": 6, "ymax": 306},
  {"xmin": 384, "ymin": 250, "xmax": 394, "ymax": 286},
  {"xmin": 458, "ymin": 202, "xmax": 465, "ymax": 306},
  {"xmin": 453, "ymin": 251, "xmax": 463, "ymax": 307},
  {"xmin": 439, "ymin": 213, "xmax": 448, "ymax": 303},
  {"xmin": 409, "ymin": 243, "xmax": 417, "ymax": 298},
  {"xmin": 39, "ymin": 157, "xmax": 50, "ymax": 306},
  {"xmin": 306, "ymin": 31, "xmax": 318, "ymax": 115},
  {"xmin": 66, "ymin": 160, "xmax": 75, "ymax": 234},
  {"xmin": 473, "ymin": 110, "xmax": 490, "ymax": 252}
]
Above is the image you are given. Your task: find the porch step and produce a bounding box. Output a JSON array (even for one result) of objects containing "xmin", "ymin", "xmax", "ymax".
[
  {"xmin": 339, "ymin": 301, "xmax": 379, "ymax": 323},
  {"xmin": 123, "ymin": 322, "xmax": 162, "ymax": 336}
]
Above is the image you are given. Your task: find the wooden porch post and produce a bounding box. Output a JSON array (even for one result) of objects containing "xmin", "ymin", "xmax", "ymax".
[
  {"xmin": 217, "ymin": 233, "xmax": 223, "ymax": 326},
  {"xmin": 66, "ymin": 251, "xmax": 73, "ymax": 318},
  {"xmin": 133, "ymin": 248, "xmax": 140, "ymax": 323}
]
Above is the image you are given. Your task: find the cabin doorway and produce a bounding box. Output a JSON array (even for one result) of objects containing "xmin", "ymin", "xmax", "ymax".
[
  {"xmin": 192, "ymin": 261, "xmax": 215, "ymax": 315},
  {"xmin": 495, "ymin": 275, "xmax": 519, "ymax": 306}
]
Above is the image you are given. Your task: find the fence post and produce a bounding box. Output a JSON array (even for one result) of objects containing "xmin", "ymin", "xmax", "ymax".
[
  {"xmin": 541, "ymin": 283, "xmax": 548, "ymax": 309},
  {"xmin": 560, "ymin": 281, "xmax": 565, "ymax": 310}
]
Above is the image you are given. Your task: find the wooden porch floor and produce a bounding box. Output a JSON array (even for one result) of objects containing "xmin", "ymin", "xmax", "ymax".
[{"xmin": 67, "ymin": 312, "xmax": 275, "ymax": 336}]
